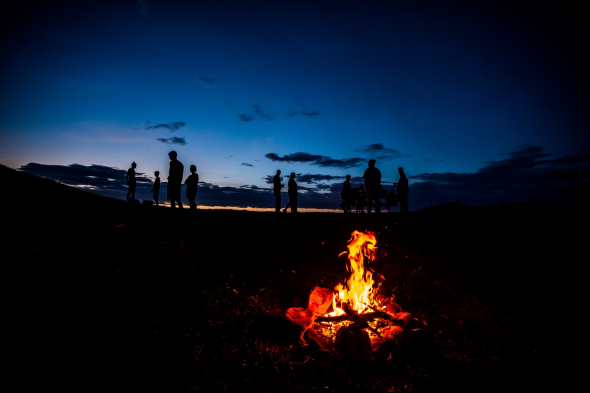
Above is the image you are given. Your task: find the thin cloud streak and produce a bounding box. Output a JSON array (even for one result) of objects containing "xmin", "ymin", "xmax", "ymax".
[
  {"xmin": 145, "ymin": 122, "xmax": 186, "ymax": 132},
  {"xmin": 265, "ymin": 152, "xmax": 365, "ymax": 168},
  {"xmin": 355, "ymin": 143, "xmax": 411, "ymax": 161},
  {"xmin": 157, "ymin": 137, "xmax": 186, "ymax": 145}
]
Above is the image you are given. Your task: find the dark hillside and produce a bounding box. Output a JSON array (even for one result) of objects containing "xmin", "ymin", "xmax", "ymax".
[{"xmin": 5, "ymin": 164, "xmax": 585, "ymax": 392}]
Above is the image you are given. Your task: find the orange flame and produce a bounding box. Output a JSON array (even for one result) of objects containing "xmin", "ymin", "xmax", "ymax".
[{"xmin": 331, "ymin": 230, "xmax": 377, "ymax": 315}]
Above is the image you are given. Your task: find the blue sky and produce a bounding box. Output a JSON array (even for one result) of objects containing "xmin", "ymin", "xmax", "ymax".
[{"xmin": 1, "ymin": 0, "xmax": 588, "ymax": 209}]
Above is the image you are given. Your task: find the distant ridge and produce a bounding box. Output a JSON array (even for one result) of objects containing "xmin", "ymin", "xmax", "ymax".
[{"xmin": 1, "ymin": 164, "xmax": 124, "ymax": 224}]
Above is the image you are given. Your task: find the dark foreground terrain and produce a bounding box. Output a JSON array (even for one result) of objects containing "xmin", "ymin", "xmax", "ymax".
[{"xmin": 4, "ymin": 165, "xmax": 586, "ymax": 392}]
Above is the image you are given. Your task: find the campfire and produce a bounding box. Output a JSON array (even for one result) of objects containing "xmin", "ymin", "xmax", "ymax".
[{"xmin": 286, "ymin": 230, "xmax": 422, "ymax": 363}]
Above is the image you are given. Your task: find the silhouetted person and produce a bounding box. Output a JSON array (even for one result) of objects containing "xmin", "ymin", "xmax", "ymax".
[
  {"xmin": 340, "ymin": 175, "xmax": 352, "ymax": 213},
  {"xmin": 356, "ymin": 184, "xmax": 366, "ymax": 213},
  {"xmin": 126, "ymin": 162, "xmax": 137, "ymax": 200},
  {"xmin": 273, "ymin": 170, "xmax": 284, "ymax": 213},
  {"xmin": 167, "ymin": 151, "xmax": 184, "ymax": 209},
  {"xmin": 396, "ymin": 167, "xmax": 409, "ymax": 212},
  {"xmin": 151, "ymin": 171, "xmax": 161, "ymax": 206},
  {"xmin": 283, "ymin": 172, "xmax": 298, "ymax": 213},
  {"xmin": 363, "ymin": 159, "xmax": 382, "ymax": 213},
  {"xmin": 185, "ymin": 165, "xmax": 199, "ymax": 210}
]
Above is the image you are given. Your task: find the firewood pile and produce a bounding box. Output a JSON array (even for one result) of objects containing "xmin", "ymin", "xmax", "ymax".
[{"xmin": 286, "ymin": 230, "xmax": 428, "ymax": 365}]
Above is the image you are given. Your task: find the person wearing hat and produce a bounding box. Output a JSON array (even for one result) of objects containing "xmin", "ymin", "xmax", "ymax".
[{"xmin": 167, "ymin": 151, "xmax": 184, "ymax": 209}]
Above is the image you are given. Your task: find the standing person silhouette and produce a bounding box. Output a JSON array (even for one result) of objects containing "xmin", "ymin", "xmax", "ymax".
[
  {"xmin": 283, "ymin": 172, "xmax": 298, "ymax": 213},
  {"xmin": 126, "ymin": 162, "xmax": 137, "ymax": 201},
  {"xmin": 167, "ymin": 151, "xmax": 184, "ymax": 209},
  {"xmin": 356, "ymin": 184, "xmax": 366, "ymax": 213},
  {"xmin": 339, "ymin": 175, "xmax": 352, "ymax": 213},
  {"xmin": 396, "ymin": 167, "xmax": 409, "ymax": 213},
  {"xmin": 273, "ymin": 170, "xmax": 284, "ymax": 213},
  {"xmin": 151, "ymin": 171, "xmax": 161, "ymax": 206},
  {"xmin": 185, "ymin": 165, "xmax": 199, "ymax": 210},
  {"xmin": 363, "ymin": 159, "xmax": 382, "ymax": 213}
]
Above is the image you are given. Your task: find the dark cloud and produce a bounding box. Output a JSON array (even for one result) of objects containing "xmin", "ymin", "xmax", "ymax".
[
  {"xmin": 355, "ymin": 143, "xmax": 411, "ymax": 161},
  {"xmin": 241, "ymin": 163, "xmax": 254, "ymax": 167},
  {"xmin": 145, "ymin": 121, "xmax": 186, "ymax": 132},
  {"xmin": 253, "ymin": 105, "xmax": 275, "ymax": 120},
  {"xmin": 316, "ymin": 157, "xmax": 366, "ymax": 168},
  {"xmin": 408, "ymin": 145, "xmax": 590, "ymax": 208},
  {"xmin": 238, "ymin": 105, "xmax": 275, "ymax": 122},
  {"xmin": 265, "ymin": 152, "xmax": 365, "ymax": 168},
  {"xmin": 265, "ymin": 152, "xmax": 323, "ymax": 163},
  {"xmin": 296, "ymin": 174, "xmax": 345, "ymax": 184},
  {"xmin": 424, "ymin": 159, "xmax": 445, "ymax": 163},
  {"xmin": 288, "ymin": 111, "xmax": 320, "ymax": 118},
  {"xmin": 19, "ymin": 163, "xmax": 155, "ymax": 200},
  {"xmin": 237, "ymin": 114, "xmax": 254, "ymax": 122},
  {"xmin": 197, "ymin": 77, "xmax": 215, "ymax": 88},
  {"xmin": 157, "ymin": 137, "xmax": 186, "ymax": 145}
]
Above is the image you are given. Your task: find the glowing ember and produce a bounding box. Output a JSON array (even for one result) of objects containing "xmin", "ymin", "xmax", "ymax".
[{"xmin": 331, "ymin": 230, "xmax": 379, "ymax": 316}]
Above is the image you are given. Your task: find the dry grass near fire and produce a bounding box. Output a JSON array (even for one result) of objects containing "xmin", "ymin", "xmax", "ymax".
[{"xmin": 6, "ymin": 165, "xmax": 584, "ymax": 392}]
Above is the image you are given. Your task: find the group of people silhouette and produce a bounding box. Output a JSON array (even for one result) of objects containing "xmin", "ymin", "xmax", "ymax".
[
  {"xmin": 126, "ymin": 155, "xmax": 408, "ymax": 213},
  {"xmin": 125, "ymin": 150, "xmax": 199, "ymax": 210},
  {"xmin": 338, "ymin": 159, "xmax": 409, "ymax": 214},
  {"xmin": 273, "ymin": 170, "xmax": 299, "ymax": 213}
]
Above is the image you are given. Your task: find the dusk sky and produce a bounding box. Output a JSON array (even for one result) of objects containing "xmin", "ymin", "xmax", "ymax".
[{"xmin": 1, "ymin": 0, "xmax": 588, "ymax": 210}]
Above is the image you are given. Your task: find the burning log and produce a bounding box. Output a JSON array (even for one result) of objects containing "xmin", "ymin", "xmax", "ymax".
[
  {"xmin": 307, "ymin": 286, "xmax": 333, "ymax": 314},
  {"xmin": 306, "ymin": 327, "xmax": 333, "ymax": 350},
  {"xmin": 316, "ymin": 309, "xmax": 419, "ymax": 329},
  {"xmin": 285, "ymin": 307, "xmax": 316, "ymax": 346},
  {"xmin": 286, "ymin": 286, "xmax": 334, "ymax": 346},
  {"xmin": 341, "ymin": 302, "xmax": 381, "ymax": 338},
  {"xmin": 334, "ymin": 323, "xmax": 375, "ymax": 364}
]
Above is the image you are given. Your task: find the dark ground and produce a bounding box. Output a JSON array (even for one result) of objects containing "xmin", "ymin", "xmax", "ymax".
[{"xmin": 4, "ymin": 164, "xmax": 586, "ymax": 392}]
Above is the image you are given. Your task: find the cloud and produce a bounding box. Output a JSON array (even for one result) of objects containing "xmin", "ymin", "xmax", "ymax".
[
  {"xmin": 288, "ymin": 111, "xmax": 320, "ymax": 118},
  {"xmin": 145, "ymin": 121, "xmax": 186, "ymax": 132},
  {"xmin": 287, "ymin": 99, "xmax": 320, "ymax": 118},
  {"xmin": 196, "ymin": 77, "xmax": 215, "ymax": 88},
  {"xmin": 237, "ymin": 105, "xmax": 275, "ymax": 121},
  {"xmin": 408, "ymin": 145, "xmax": 590, "ymax": 208},
  {"xmin": 265, "ymin": 152, "xmax": 323, "ymax": 163},
  {"xmin": 296, "ymin": 174, "xmax": 345, "ymax": 184},
  {"xmin": 355, "ymin": 143, "xmax": 411, "ymax": 161},
  {"xmin": 237, "ymin": 114, "xmax": 254, "ymax": 122},
  {"xmin": 241, "ymin": 163, "xmax": 254, "ymax": 167},
  {"xmin": 157, "ymin": 137, "xmax": 187, "ymax": 145},
  {"xmin": 265, "ymin": 152, "xmax": 365, "ymax": 168},
  {"xmin": 19, "ymin": 163, "xmax": 155, "ymax": 200},
  {"xmin": 424, "ymin": 159, "xmax": 445, "ymax": 163},
  {"xmin": 301, "ymin": 111, "xmax": 320, "ymax": 117}
]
